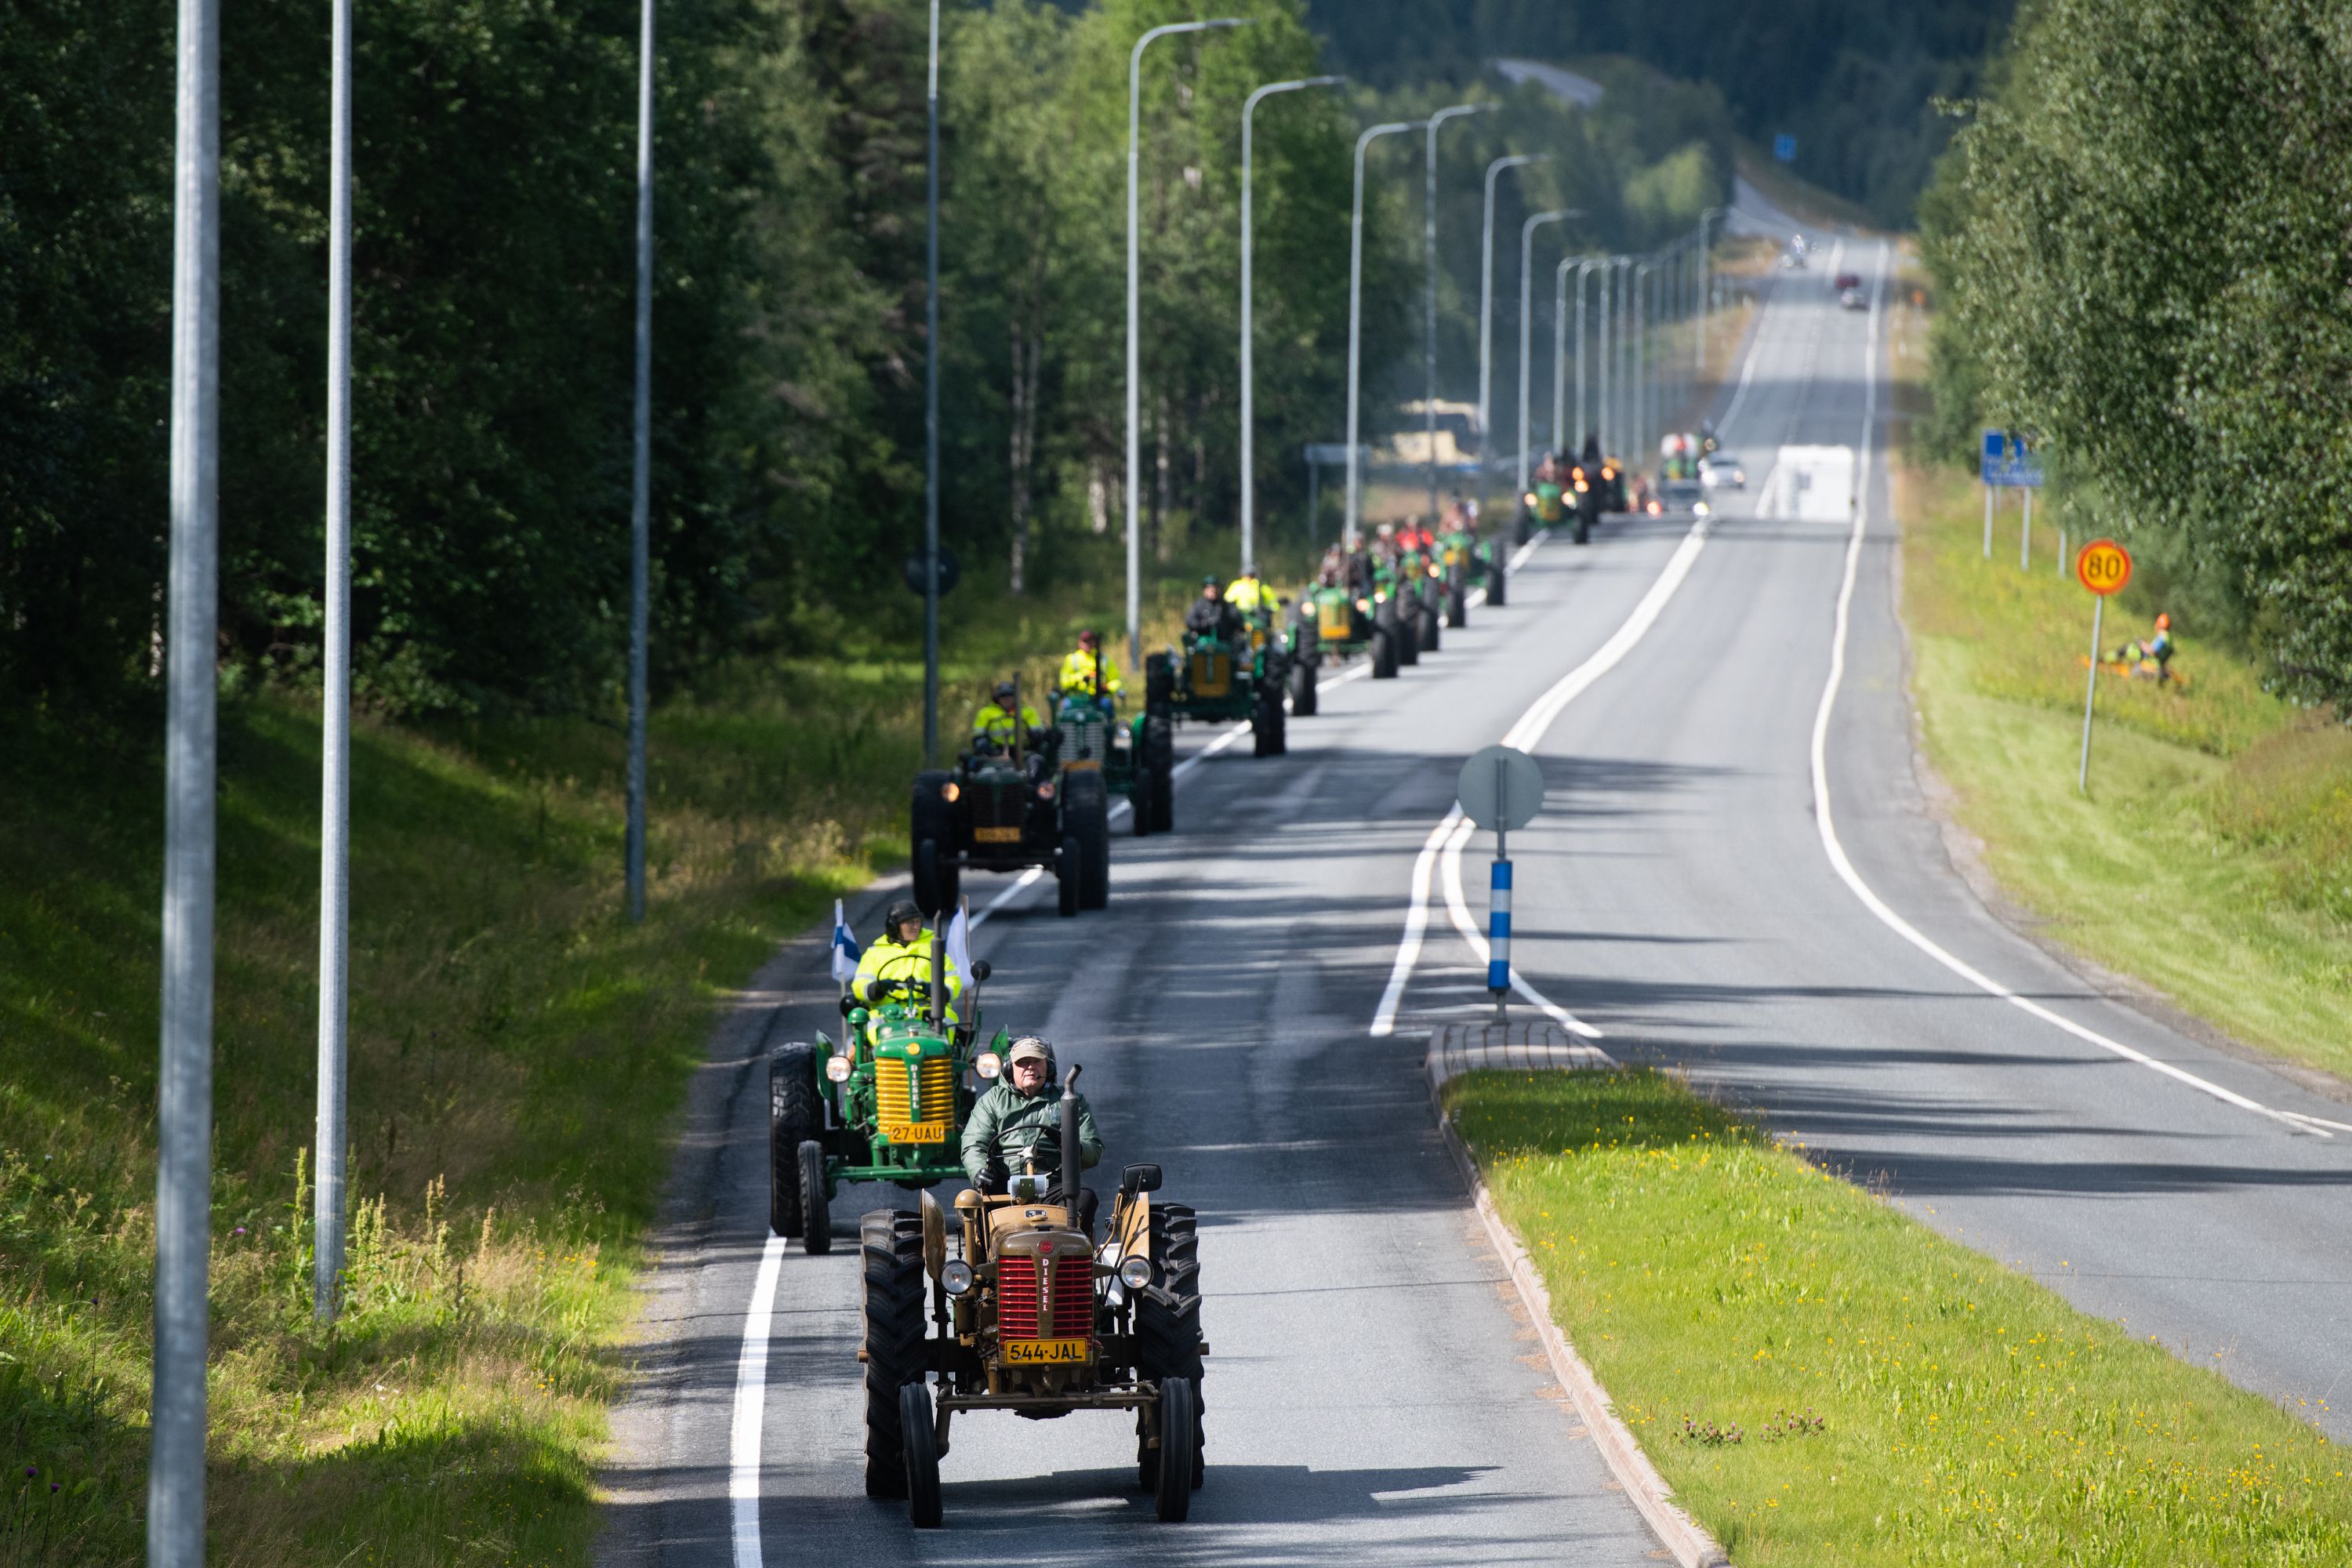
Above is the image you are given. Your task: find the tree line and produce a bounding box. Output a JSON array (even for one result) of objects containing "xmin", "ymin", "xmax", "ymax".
[
  {"xmin": 1921, "ymin": 0, "xmax": 2352, "ymax": 709},
  {"xmin": 2, "ymin": 0, "xmax": 1729, "ymax": 720}
]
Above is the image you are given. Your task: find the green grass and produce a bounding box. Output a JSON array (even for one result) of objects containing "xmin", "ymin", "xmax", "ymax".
[
  {"xmin": 0, "ymin": 530, "xmax": 1300, "ymax": 1564},
  {"xmin": 1449, "ymin": 1068, "xmax": 2352, "ymax": 1567},
  {"xmin": 1889, "ymin": 444, "xmax": 2352, "ymax": 1080}
]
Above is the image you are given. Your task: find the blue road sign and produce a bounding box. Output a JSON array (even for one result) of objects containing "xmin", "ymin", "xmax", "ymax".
[
  {"xmin": 1980, "ymin": 428, "xmax": 2045, "ymax": 488},
  {"xmin": 1773, "ymin": 133, "xmax": 1798, "ymax": 163}
]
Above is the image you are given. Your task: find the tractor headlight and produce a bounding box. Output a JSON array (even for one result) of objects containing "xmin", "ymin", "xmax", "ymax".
[
  {"xmin": 1573, "ymin": 480, "xmax": 1588, "ymax": 493},
  {"xmin": 1523, "ymin": 492, "xmax": 1537, "ymax": 507},
  {"xmin": 1119, "ymin": 1255, "xmax": 1153, "ymax": 1290},
  {"xmin": 975, "ymin": 1051, "xmax": 1002, "ymax": 1080},
  {"xmin": 1036, "ymin": 781, "xmax": 1055, "ymax": 800},
  {"xmin": 826, "ymin": 1053, "xmax": 852, "ymax": 1083},
  {"xmin": 940, "ymin": 1260, "xmax": 975, "ymax": 1297},
  {"xmin": 942, "ymin": 782, "xmax": 960, "ymax": 803}
]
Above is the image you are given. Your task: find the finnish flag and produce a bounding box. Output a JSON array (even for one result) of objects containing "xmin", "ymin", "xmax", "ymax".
[
  {"xmin": 942, "ymin": 901, "xmax": 972, "ymax": 989},
  {"xmin": 829, "ymin": 899, "xmax": 861, "ymax": 985}
]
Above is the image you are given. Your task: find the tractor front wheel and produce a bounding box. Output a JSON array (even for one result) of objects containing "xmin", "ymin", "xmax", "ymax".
[
  {"xmin": 900, "ymin": 1381, "xmax": 942, "ymax": 1528},
  {"xmin": 1287, "ymin": 657, "xmax": 1317, "ymax": 717},
  {"xmin": 797, "ymin": 1140, "xmax": 830, "ymax": 1254},
  {"xmin": 768, "ymin": 1045, "xmax": 820, "ymax": 1238},
  {"xmin": 1066, "ymin": 771, "xmax": 1110, "ymax": 910},
  {"xmin": 861, "ymin": 1210, "xmax": 925, "ymax": 1499}
]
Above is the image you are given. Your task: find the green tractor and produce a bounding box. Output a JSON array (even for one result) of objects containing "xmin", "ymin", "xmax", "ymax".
[
  {"xmin": 1393, "ymin": 543, "xmax": 1446, "ymax": 656},
  {"xmin": 1048, "ymin": 678, "xmax": 1173, "ymax": 840},
  {"xmin": 1294, "ymin": 559, "xmax": 1417, "ymax": 684},
  {"xmin": 1438, "ymin": 519, "xmax": 1502, "ymax": 615},
  {"xmin": 768, "ymin": 962, "xmax": 1008, "ymax": 1254},
  {"xmin": 1145, "ymin": 615, "xmax": 1290, "ymax": 763},
  {"xmin": 912, "ymin": 681, "xmax": 1110, "ymax": 919}
]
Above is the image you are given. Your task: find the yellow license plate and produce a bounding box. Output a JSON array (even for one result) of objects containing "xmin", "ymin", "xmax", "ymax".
[
  {"xmin": 1062, "ymin": 759, "xmax": 1101, "ymax": 771},
  {"xmin": 880, "ymin": 1122, "xmax": 946, "ymax": 1145},
  {"xmin": 973, "ymin": 826, "xmax": 1021, "ymax": 844},
  {"xmin": 1002, "ymin": 1338, "xmax": 1089, "ymax": 1365}
]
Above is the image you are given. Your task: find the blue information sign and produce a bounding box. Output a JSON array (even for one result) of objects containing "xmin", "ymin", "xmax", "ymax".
[
  {"xmin": 1980, "ymin": 428, "xmax": 2044, "ymax": 488},
  {"xmin": 1773, "ymin": 133, "xmax": 1798, "ymax": 163}
]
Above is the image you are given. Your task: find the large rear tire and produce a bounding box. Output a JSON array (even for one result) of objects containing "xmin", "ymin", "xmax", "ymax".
[
  {"xmin": 1370, "ymin": 626, "xmax": 1398, "ymax": 679},
  {"xmin": 1056, "ymin": 833, "xmax": 1080, "ymax": 916},
  {"xmin": 1417, "ymin": 604, "xmax": 1441, "ymax": 655},
  {"xmin": 1135, "ymin": 1203, "xmax": 1204, "ymax": 1494},
  {"xmin": 768, "ymin": 1044, "xmax": 820, "ymax": 1239},
  {"xmin": 1145, "ymin": 718, "xmax": 1174, "ymax": 833},
  {"xmin": 1066, "ymin": 771, "xmax": 1110, "ymax": 910},
  {"xmin": 1144, "ymin": 653, "xmax": 1174, "ymax": 717},
  {"xmin": 913, "ymin": 837, "xmax": 958, "ymax": 922},
  {"xmin": 797, "ymin": 1139, "xmax": 830, "ymax": 1254},
  {"xmin": 911, "ymin": 773, "xmax": 954, "ymax": 913},
  {"xmin": 1152, "ymin": 1378, "xmax": 1197, "ymax": 1522},
  {"xmin": 860, "ymin": 1210, "xmax": 925, "ymax": 1500},
  {"xmin": 900, "ymin": 1382, "xmax": 942, "ymax": 1528},
  {"xmin": 1446, "ymin": 585, "xmax": 1468, "ymax": 628},
  {"xmin": 1486, "ymin": 557, "xmax": 1507, "ymax": 606},
  {"xmin": 1396, "ymin": 606, "xmax": 1420, "ymax": 666}
]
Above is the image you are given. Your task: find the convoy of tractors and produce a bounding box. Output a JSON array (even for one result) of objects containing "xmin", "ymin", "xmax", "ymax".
[{"xmin": 766, "ymin": 451, "xmax": 1702, "ymax": 1529}]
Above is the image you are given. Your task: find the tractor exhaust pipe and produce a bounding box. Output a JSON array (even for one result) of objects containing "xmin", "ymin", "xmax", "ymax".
[{"xmin": 1055, "ymin": 1062, "xmax": 1083, "ymax": 1208}]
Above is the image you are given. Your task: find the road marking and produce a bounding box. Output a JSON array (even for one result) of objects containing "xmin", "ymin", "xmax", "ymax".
[
  {"xmin": 728, "ymin": 1236, "xmax": 785, "ymax": 1568},
  {"xmin": 1809, "ymin": 241, "xmax": 2329, "ymax": 1142}
]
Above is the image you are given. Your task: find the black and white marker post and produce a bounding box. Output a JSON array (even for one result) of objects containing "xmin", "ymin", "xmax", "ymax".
[{"xmin": 1456, "ymin": 745, "xmax": 1546, "ymax": 1018}]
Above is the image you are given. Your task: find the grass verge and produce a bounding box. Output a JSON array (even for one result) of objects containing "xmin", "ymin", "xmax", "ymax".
[
  {"xmin": 1883, "ymin": 290, "xmax": 2352, "ymax": 1081},
  {"xmin": 1448, "ymin": 1067, "xmax": 2352, "ymax": 1566},
  {"xmin": 0, "ymin": 531, "xmax": 1288, "ymax": 1565}
]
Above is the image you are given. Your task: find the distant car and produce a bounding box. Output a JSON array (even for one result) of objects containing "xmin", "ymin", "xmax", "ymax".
[
  {"xmin": 1656, "ymin": 477, "xmax": 1705, "ymax": 514},
  {"xmin": 1699, "ymin": 453, "xmax": 1747, "ymax": 491},
  {"xmin": 1834, "ymin": 270, "xmax": 1861, "ymax": 291},
  {"xmin": 1839, "ymin": 287, "xmax": 1866, "ymax": 310}
]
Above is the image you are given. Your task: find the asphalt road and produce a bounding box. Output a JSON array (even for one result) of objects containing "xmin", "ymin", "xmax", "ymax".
[{"xmin": 600, "ymin": 238, "xmax": 2352, "ymax": 1568}]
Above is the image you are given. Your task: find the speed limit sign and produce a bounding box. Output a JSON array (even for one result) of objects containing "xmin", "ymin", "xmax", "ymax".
[{"xmin": 2075, "ymin": 538, "xmax": 2132, "ymax": 596}]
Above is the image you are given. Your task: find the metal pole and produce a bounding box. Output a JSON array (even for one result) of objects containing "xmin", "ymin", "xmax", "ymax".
[
  {"xmin": 1552, "ymin": 255, "xmax": 1571, "ymax": 452},
  {"xmin": 1984, "ymin": 481, "xmax": 1994, "ymax": 557},
  {"xmin": 1615, "ymin": 257, "xmax": 1633, "ymax": 459},
  {"xmin": 2078, "ymin": 594, "xmax": 2104, "ymax": 793},
  {"xmin": 1241, "ymin": 75, "xmax": 1341, "ymax": 579},
  {"xmin": 1635, "ymin": 262, "xmax": 1652, "ymax": 468},
  {"xmin": 624, "ymin": 0, "xmax": 653, "ymax": 924},
  {"xmin": 1696, "ymin": 206, "xmax": 1722, "ymax": 380},
  {"xmin": 1515, "ymin": 210, "xmax": 1570, "ymax": 497},
  {"xmin": 922, "ymin": 0, "xmax": 940, "ymax": 765},
  {"xmin": 1595, "ymin": 261, "xmax": 1612, "ymax": 456},
  {"xmin": 1305, "ymin": 452, "xmax": 1319, "ymax": 547},
  {"xmin": 1477, "ymin": 155, "xmax": 1541, "ymax": 534},
  {"xmin": 314, "ymin": 0, "xmax": 353, "ymax": 1329},
  {"xmin": 1425, "ymin": 103, "xmax": 1491, "ymax": 524},
  {"xmin": 1348, "ymin": 120, "xmax": 1422, "ymax": 550},
  {"xmin": 1128, "ymin": 18, "xmax": 1246, "ymax": 673},
  {"xmin": 2020, "ymin": 485, "xmax": 2034, "ymax": 571},
  {"xmin": 154, "ymin": 0, "xmax": 219, "ymax": 1558}
]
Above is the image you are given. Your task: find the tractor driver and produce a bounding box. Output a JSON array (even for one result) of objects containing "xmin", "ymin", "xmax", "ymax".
[
  {"xmin": 1225, "ymin": 569, "xmax": 1270, "ymax": 613},
  {"xmin": 1055, "ymin": 629, "xmax": 1123, "ymax": 702},
  {"xmin": 1183, "ymin": 577, "xmax": 1245, "ymax": 644},
  {"xmin": 961, "ymin": 1036, "xmax": 1102, "ymax": 1227},
  {"xmin": 851, "ymin": 898, "xmax": 962, "ymax": 1037},
  {"xmin": 971, "ymin": 680, "xmax": 1044, "ymax": 753}
]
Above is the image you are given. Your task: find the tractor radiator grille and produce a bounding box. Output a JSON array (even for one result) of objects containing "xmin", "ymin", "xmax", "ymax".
[
  {"xmin": 1189, "ymin": 650, "xmax": 1232, "ymax": 698},
  {"xmin": 1064, "ymin": 713, "xmax": 1108, "ymax": 764},
  {"xmin": 994, "ymin": 1254, "xmax": 1095, "ymax": 1340},
  {"xmin": 972, "ymin": 781, "xmax": 1022, "ymax": 830},
  {"xmin": 874, "ymin": 1055, "xmax": 955, "ymax": 1127}
]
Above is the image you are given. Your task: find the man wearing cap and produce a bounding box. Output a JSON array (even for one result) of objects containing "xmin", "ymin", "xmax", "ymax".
[
  {"xmin": 961, "ymin": 1037, "xmax": 1102, "ymax": 1223},
  {"xmin": 971, "ymin": 679, "xmax": 1044, "ymax": 751},
  {"xmin": 851, "ymin": 899, "xmax": 962, "ymax": 1038}
]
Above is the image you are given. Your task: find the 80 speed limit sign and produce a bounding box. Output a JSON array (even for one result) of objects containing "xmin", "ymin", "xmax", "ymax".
[{"xmin": 2074, "ymin": 538, "xmax": 2132, "ymax": 596}]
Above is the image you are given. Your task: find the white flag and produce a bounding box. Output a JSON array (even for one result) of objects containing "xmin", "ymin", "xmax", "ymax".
[
  {"xmin": 942, "ymin": 900, "xmax": 971, "ymax": 993},
  {"xmin": 829, "ymin": 899, "xmax": 861, "ymax": 985}
]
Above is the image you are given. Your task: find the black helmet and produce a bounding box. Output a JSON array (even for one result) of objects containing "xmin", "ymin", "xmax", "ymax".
[
  {"xmin": 993, "ymin": 679, "xmax": 1017, "ymax": 702},
  {"xmin": 884, "ymin": 898, "xmax": 923, "ymax": 932}
]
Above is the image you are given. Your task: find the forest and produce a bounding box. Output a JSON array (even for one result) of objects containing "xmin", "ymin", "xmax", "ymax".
[{"xmin": 3, "ymin": 0, "xmax": 1731, "ymax": 720}]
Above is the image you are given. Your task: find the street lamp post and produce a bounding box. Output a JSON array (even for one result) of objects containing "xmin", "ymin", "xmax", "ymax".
[
  {"xmin": 1347, "ymin": 119, "xmax": 1425, "ymax": 550},
  {"xmin": 624, "ymin": 0, "xmax": 654, "ymax": 924},
  {"xmin": 1573, "ymin": 256, "xmax": 1602, "ymax": 452},
  {"xmin": 1635, "ymin": 260, "xmax": 1653, "ymax": 465},
  {"xmin": 1240, "ymin": 73, "xmax": 1343, "ymax": 579},
  {"xmin": 921, "ymin": 0, "xmax": 941, "ymax": 765},
  {"xmin": 1613, "ymin": 256, "xmax": 1634, "ymax": 458},
  {"xmin": 1595, "ymin": 259, "xmax": 1613, "ymax": 455},
  {"xmin": 1127, "ymin": 17, "xmax": 1247, "ymax": 673},
  {"xmin": 1515, "ymin": 209, "xmax": 1573, "ymax": 497},
  {"xmin": 1476, "ymin": 153, "xmax": 1543, "ymax": 528},
  {"xmin": 1696, "ymin": 205, "xmax": 1724, "ymax": 381},
  {"xmin": 1424, "ymin": 103, "xmax": 1492, "ymax": 523}
]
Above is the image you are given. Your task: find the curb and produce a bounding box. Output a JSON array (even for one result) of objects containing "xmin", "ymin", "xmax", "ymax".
[{"xmin": 1427, "ymin": 1036, "xmax": 1733, "ymax": 1568}]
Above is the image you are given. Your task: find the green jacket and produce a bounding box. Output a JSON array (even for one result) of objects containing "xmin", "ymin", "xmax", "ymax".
[{"xmin": 960, "ymin": 1080, "xmax": 1102, "ymax": 1186}]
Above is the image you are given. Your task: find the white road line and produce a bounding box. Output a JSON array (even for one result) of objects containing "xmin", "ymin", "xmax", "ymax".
[
  {"xmin": 1808, "ymin": 241, "xmax": 2328, "ymax": 1142},
  {"xmin": 728, "ymin": 1236, "xmax": 785, "ymax": 1568}
]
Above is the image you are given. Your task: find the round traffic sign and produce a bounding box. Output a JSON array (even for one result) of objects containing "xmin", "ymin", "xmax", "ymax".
[
  {"xmin": 2075, "ymin": 538, "xmax": 2132, "ymax": 597},
  {"xmin": 1457, "ymin": 745, "xmax": 1545, "ymax": 832}
]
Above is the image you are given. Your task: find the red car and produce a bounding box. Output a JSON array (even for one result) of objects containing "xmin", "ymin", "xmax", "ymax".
[{"xmin": 1833, "ymin": 270, "xmax": 1861, "ymax": 291}]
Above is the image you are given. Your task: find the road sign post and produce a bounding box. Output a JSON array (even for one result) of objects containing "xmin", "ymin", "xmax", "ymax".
[
  {"xmin": 1457, "ymin": 746, "xmax": 1545, "ymax": 1014},
  {"xmin": 2074, "ymin": 539, "xmax": 2132, "ymax": 793},
  {"xmin": 1981, "ymin": 428, "xmax": 2043, "ymax": 567}
]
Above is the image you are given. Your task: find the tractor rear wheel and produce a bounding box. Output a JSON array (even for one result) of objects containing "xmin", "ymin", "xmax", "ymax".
[
  {"xmin": 1130, "ymin": 771, "xmax": 1152, "ymax": 837},
  {"xmin": 1065, "ymin": 771, "xmax": 1110, "ymax": 910},
  {"xmin": 1417, "ymin": 603, "xmax": 1441, "ymax": 655},
  {"xmin": 1370, "ymin": 626, "xmax": 1398, "ymax": 679},
  {"xmin": 768, "ymin": 1045, "xmax": 820, "ymax": 1239},
  {"xmin": 1145, "ymin": 718, "xmax": 1174, "ymax": 833},
  {"xmin": 1152, "ymin": 1378, "xmax": 1197, "ymax": 1522},
  {"xmin": 900, "ymin": 1382, "xmax": 942, "ymax": 1528},
  {"xmin": 1056, "ymin": 833, "xmax": 1080, "ymax": 916},
  {"xmin": 913, "ymin": 837, "xmax": 957, "ymax": 922},
  {"xmin": 911, "ymin": 773, "xmax": 954, "ymax": 913},
  {"xmin": 1136, "ymin": 1203, "xmax": 1204, "ymax": 1492},
  {"xmin": 1446, "ymin": 585, "xmax": 1468, "ymax": 628},
  {"xmin": 1396, "ymin": 606, "xmax": 1420, "ymax": 666},
  {"xmin": 1287, "ymin": 657, "xmax": 1317, "ymax": 717},
  {"xmin": 1486, "ymin": 557, "xmax": 1507, "ymax": 606},
  {"xmin": 1573, "ymin": 514, "xmax": 1590, "ymax": 546},
  {"xmin": 861, "ymin": 1210, "xmax": 925, "ymax": 1500},
  {"xmin": 797, "ymin": 1140, "xmax": 830, "ymax": 1254},
  {"xmin": 1145, "ymin": 653, "xmax": 1174, "ymax": 717}
]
